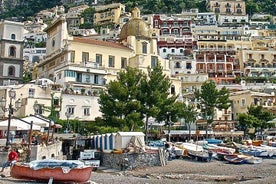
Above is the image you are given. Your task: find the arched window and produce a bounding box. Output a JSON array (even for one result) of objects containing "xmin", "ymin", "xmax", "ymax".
[
  {"xmin": 142, "ymin": 42, "xmax": 147, "ymax": 54},
  {"xmin": 9, "ymin": 46, "xmax": 16, "ymax": 57},
  {"xmin": 11, "ymin": 34, "xmax": 16, "ymax": 40},
  {"xmin": 8, "ymin": 66, "xmax": 15, "ymax": 76},
  {"xmin": 175, "ymin": 62, "xmax": 181, "ymax": 68}
]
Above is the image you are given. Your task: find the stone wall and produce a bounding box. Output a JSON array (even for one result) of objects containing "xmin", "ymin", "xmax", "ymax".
[{"xmin": 101, "ymin": 151, "xmax": 165, "ymax": 171}]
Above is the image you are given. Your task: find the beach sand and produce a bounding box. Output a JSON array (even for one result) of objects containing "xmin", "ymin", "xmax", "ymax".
[
  {"xmin": 91, "ymin": 158, "xmax": 276, "ymax": 184},
  {"xmin": 0, "ymin": 158, "xmax": 275, "ymax": 183}
]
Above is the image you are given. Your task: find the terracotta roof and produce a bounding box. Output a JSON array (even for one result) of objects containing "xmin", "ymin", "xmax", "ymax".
[{"xmin": 72, "ymin": 37, "xmax": 132, "ymax": 51}]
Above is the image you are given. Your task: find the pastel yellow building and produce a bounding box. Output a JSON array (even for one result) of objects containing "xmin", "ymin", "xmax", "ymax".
[
  {"xmin": 207, "ymin": 0, "xmax": 246, "ymax": 15},
  {"xmin": 230, "ymin": 90, "xmax": 275, "ymax": 120},
  {"xmin": 94, "ymin": 3, "xmax": 126, "ymax": 25},
  {"xmin": 37, "ymin": 8, "xmax": 181, "ymax": 95}
]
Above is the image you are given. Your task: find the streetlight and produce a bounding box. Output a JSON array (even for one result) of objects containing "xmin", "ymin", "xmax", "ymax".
[
  {"xmin": 0, "ymin": 88, "xmax": 22, "ymax": 146},
  {"xmin": 65, "ymin": 111, "xmax": 71, "ymax": 133}
]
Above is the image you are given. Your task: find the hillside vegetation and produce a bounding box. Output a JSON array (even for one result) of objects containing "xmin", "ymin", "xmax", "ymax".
[{"xmin": 0, "ymin": 0, "xmax": 275, "ymax": 21}]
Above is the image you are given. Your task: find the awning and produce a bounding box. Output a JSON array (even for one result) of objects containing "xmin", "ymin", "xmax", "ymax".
[
  {"xmin": 22, "ymin": 116, "xmax": 52, "ymax": 128},
  {"xmin": 0, "ymin": 118, "xmax": 41, "ymax": 130}
]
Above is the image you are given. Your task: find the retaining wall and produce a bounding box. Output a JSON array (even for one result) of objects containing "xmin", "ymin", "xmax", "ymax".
[{"xmin": 101, "ymin": 151, "xmax": 166, "ymax": 171}]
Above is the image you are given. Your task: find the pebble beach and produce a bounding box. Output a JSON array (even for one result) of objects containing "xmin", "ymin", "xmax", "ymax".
[{"xmin": 1, "ymin": 158, "xmax": 275, "ymax": 184}]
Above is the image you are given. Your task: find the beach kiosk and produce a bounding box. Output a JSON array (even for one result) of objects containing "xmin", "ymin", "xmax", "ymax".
[{"xmin": 114, "ymin": 132, "xmax": 145, "ymax": 150}]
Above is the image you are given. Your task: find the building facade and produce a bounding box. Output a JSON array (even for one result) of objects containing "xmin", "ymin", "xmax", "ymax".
[
  {"xmin": 0, "ymin": 20, "xmax": 24, "ymax": 85},
  {"xmin": 207, "ymin": 0, "xmax": 246, "ymax": 16}
]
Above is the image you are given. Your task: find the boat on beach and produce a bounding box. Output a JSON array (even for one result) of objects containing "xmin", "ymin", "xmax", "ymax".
[
  {"xmin": 10, "ymin": 159, "xmax": 93, "ymax": 183},
  {"xmin": 224, "ymin": 154, "xmax": 262, "ymax": 164},
  {"xmin": 177, "ymin": 142, "xmax": 210, "ymax": 161},
  {"xmin": 224, "ymin": 154, "xmax": 247, "ymax": 164}
]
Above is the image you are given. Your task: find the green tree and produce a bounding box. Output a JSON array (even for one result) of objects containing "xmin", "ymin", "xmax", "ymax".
[
  {"xmin": 176, "ymin": 102, "xmax": 198, "ymax": 140},
  {"xmin": 194, "ymin": 80, "xmax": 231, "ymax": 138},
  {"xmin": 237, "ymin": 113, "xmax": 260, "ymax": 138},
  {"xmin": 98, "ymin": 67, "xmax": 144, "ymax": 131},
  {"xmin": 139, "ymin": 63, "xmax": 176, "ymax": 143},
  {"xmin": 79, "ymin": 7, "xmax": 95, "ymax": 29},
  {"xmin": 248, "ymin": 105, "xmax": 275, "ymax": 135},
  {"xmin": 246, "ymin": 0, "xmax": 260, "ymax": 17}
]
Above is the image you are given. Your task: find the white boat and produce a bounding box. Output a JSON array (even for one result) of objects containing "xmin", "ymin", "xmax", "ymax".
[
  {"xmin": 177, "ymin": 143, "xmax": 209, "ymax": 161},
  {"xmin": 244, "ymin": 156, "xmax": 263, "ymax": 164}
]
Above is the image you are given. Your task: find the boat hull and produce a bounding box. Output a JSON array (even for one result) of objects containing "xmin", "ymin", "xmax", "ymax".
[
  {"xmin": 224, "ymin": 155, "xmax": 247, "ymax": 164},
  {"xmin": 10, "ymin": 163, "xmax": 92, "ymax": 183}
]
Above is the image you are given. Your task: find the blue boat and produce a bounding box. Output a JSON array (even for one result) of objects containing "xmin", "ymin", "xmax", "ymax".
[
  {"xmin": 239, "ymin": 148, "xmax": 268, "ymax": 157},
  {"xmin": 206, "ymin": 139, "xmax": 223, "ymax": 145}
]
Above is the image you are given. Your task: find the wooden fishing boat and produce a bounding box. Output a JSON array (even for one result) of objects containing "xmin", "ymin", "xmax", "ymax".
[
  {"xmin": 224, "ymin": 154, "xmax": 247, "ymax": 164},
  {"xmin": 10, "ymin": 159, "xmax": 92, "ymax": 183}
]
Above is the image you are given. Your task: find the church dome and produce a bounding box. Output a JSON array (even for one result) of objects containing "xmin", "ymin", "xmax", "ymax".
[{"xmin": 119, "ymin": 7, "xmax": 150, "ymax": 40}]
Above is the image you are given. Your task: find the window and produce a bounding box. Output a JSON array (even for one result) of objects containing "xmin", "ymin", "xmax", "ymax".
[
  {"xmin": 9, "ymin": 46, "xmax": 16, "ymax": 56},
  {"xmin": 82, "ymin": 52, "xmax": 89, "ymax": 63},
  {"xmin": 261, "ymin": 54, "xmax": 264, "ymax": 59},
  {"xmin": 8, "ymin": 66, "xmax": 15, "ymax": 76},
  {"xmin": 121, "ymin": 57, "xmax": 127, "ymax": 68},
  {"xmin": 53, "ymin": 97, "xmax": 59, "ymax": 106},
  {"xmin": 162, "ymin": 22, "xmax": 167, "ymax": 27},
  {"xmin": 163, "ymin": 48, "xmax": 167, "ymax": 53},
  {"xmin": 173, "ymin": 29, "xmax": 178, "ymax": 34},
  {"xmin": 175, "ymin": 62, "xmax": 181, "ymax": 68},
  {"xmin": 180, "ymin": 49, "xmax": 183, "ymax": 53},
  {"xmin": 65, "ymin": 70, "xmax": 76, "ymax": 77},
  {"xmin": 151, "ymin": 56, "xmax": 157, "ymax": 68},
  {"xmin": 186, "ymin": 63, "xmax": 192, "ymax": 69},
  {"xmin": 11, "ymin": 34, "xmax": 16, "ymax": 40},
  {"xmin": 84, "ymin": 108, "xmax": 90, "ymax": 116},
  {"xmin": 67, "ymin": 107, "xmax": 75, "ymax": 115},
  {"xmin": 162, "ymin": 29, "xmax": 169, "ymax": 35},
  {"xmin": 171, "ymin": 85, "xmax": 175, "ymax": 95},
  {"xmin": 241, "ymin": 99, "xmax": 246, "ymax": 107},
  {"xmin": 172, "ymin": 49, "xmax": 175, "ymax": 53},
  {"xmin": 34, "ymin": 104, "xmax": 43, "ymax": 115},
  {"xmin": 52, "ymin": 39, "xmax": 55, "ymax": 47},
  {"xmin": 94, "ymin": 75, "xmax": 99, "ymax": 84},
  {"xmin": 85, "ymin": 75, "xmax": 90, "ymax": 83},
  {"xmin": 96, "ymin": 54, "xmax": 102, "ymax": 66},
  {"xmin": 71, "ymin": 51, "xmax": 75, "ymax": 63},
  {"xmin": 142, "ymin": 42, "xmax": 147, "ymax": 54},
  {"xmin": 108, "ymin": 55, "xmax": 115, "ymax": 67},
  {"xmin": 154, "ymin": 20, "xmax": 158, "ymax": 27},
  {"xmin": 249, "ymin": 54, "xmax": 252, "ymax": 59},
  {"xmin": 173, "ymin": 22, "xmax": 178, "ymax": 27},
  {"xmin": 29, "ymin": 88, "xmax": 35, "ymax": 98}
]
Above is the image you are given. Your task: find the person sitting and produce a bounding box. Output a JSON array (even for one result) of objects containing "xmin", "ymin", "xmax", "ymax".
[{"xmin": 0, "ymin": 147, "xmax": 18, "ymax": 172}]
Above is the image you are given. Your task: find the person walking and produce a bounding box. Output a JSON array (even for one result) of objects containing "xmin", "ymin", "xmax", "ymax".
[{"xmin": 0, "ymin": 147, "xmax": 18, "ymax": 172}]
